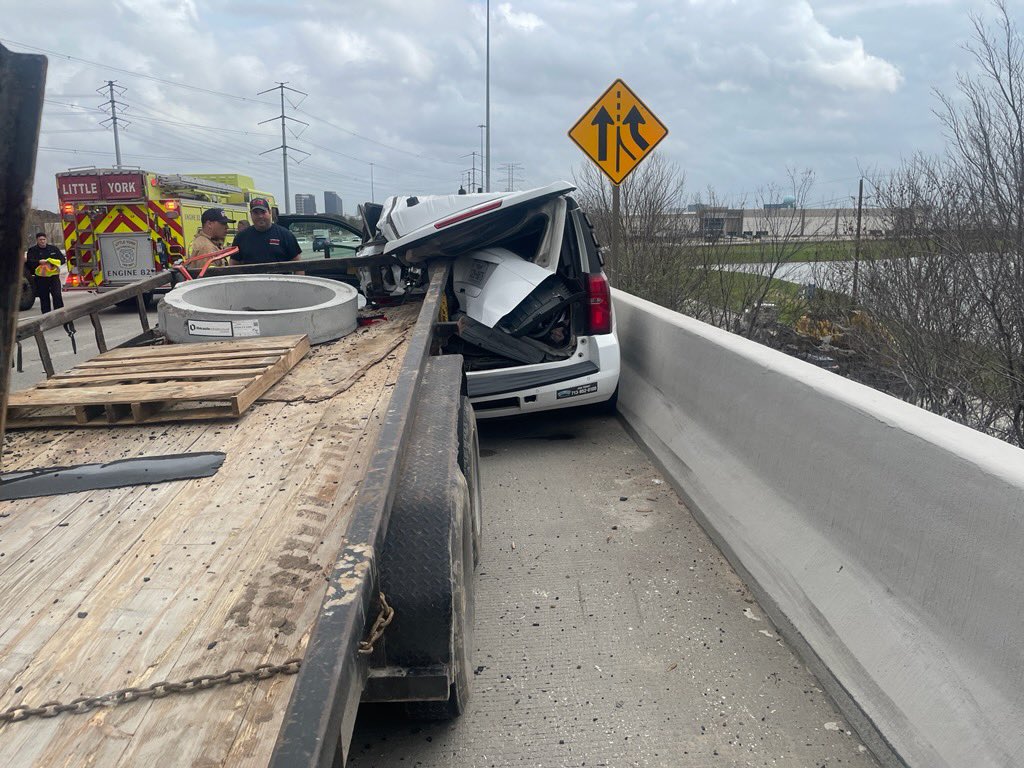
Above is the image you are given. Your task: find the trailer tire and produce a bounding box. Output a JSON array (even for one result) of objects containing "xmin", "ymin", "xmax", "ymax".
[
  {"xmin": 404, "ymin": 471, "xmax": 474, "ymax": 720},
  {"xmin": 369, "ymin": 355, "xmax": 477, "ymax": 716},
  {"xmin": 458, "ymin": 396, "xmax": 483, "ymax": 569}
]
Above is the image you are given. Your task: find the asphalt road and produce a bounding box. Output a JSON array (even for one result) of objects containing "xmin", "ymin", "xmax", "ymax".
[
  {"xmin": 11, "ymin": 290, "xmax": 159, "ymax": 391},
  {"xmin": 349, "ymin": 408, "xmax": 879, "ymax": 768}
]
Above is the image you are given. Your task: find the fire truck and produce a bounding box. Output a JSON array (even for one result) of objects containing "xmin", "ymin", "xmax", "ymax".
[{"xmin": 57, "ymin": 169, "xmax": 275, "ymax": 296}]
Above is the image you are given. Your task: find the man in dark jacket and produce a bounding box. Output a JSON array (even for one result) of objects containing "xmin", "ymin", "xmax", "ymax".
[
  {"xmin": 230, "ymin": 198, "xmax": 301, "ymax": 266},
  {"xmin": 25, "ymin": 232, "xmax": 65, "ymax": 313}
]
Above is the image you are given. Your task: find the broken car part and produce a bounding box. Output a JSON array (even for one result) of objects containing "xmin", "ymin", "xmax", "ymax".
[{"xmin": 0, "ymin": 452, "xmax": 226, "ymax": 501}]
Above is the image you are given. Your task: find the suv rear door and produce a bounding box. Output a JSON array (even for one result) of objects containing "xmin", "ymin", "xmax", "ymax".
[{"xmin": 378, "ymin": 182, "xmax": 575, "ymax": 262}]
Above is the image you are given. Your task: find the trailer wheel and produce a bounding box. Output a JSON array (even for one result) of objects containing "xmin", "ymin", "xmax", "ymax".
[
  {"xmin": 19, "ymin": 277, "xmax": 35, "ymax": 312},
  {"xmin": 368, "ymin": 356, "xmax": 477, "ymax": 716},
  {"xmin": 458, "ymin": 396, "xmax": 483, "ymax": 569},
  {"xmin": 404, "ymin": 471, "xmax": 474, "ymax": 720}
]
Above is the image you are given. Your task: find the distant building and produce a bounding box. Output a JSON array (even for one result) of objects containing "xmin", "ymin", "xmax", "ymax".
[
  {"xmin": 324, "ymin": 191, "xmax": 342, "ymax": 215},
  {"xmin": 675, "ymin": 207, "xmax": 890, "ymax": 240},
  {"xmin": 295, "ymin": 193, "xmax": 316, "ymax": 215}
]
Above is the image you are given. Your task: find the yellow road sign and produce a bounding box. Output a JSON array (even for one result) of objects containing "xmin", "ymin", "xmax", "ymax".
[{"xmin": 568, "ymin": 79, "xmax": 668, "ymax": 185}]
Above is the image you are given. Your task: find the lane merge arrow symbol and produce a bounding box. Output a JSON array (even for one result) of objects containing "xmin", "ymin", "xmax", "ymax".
[
  {"xmin": 591, "ymin": 106, "xmax": 614, "ymax": 162},
  {"xmin": 623, "ymin": 106, "xmax": 649, "ymax": 151}
]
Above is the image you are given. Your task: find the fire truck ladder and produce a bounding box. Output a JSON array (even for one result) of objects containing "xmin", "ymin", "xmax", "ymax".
[{"xmin": 155, "ymin": 175, "xmax": 244, "ymax": 197}]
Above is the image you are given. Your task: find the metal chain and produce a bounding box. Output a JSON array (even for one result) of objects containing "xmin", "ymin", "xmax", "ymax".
[
  {"xmin": 0, "ymin": 659, "xmax": 302, "ymax": 725},
  {"xmin": 1, "ymin": 594, "xmax": 396, "ymax": 724},
  {"xmin": 358, "ymin": 592, "xmax": 395, "ymax": 655}
]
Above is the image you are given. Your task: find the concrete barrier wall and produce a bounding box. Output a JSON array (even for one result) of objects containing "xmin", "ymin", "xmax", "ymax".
[{"xmin": 613, "ymin": 289, "xmax": 1024, "ymax": 768}]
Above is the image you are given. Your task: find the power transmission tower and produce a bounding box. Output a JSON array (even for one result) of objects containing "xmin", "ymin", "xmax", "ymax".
[
  {"xmin": 258, "ymin": 82, "xmax": 310, "ymax": 214},
  {"xmin": 98, "ymin": 81, "xmax": 129, "ymax": 169},
  {"xmin": 498, "ymin": 162, "xmax": 523, "ymax": 192},
  {"xmin": 461, "ymin": 152, "xmax": 481, "ymax": 191}
]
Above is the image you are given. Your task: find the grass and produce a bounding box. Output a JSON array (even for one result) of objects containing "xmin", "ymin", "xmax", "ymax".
[
  {"xmin": 687, "ymin": 239, "xmax": 859, "ymax": 265},
  {"xmin": 681, "ymin": 268, "xmax": 805, "ymax": 318}
]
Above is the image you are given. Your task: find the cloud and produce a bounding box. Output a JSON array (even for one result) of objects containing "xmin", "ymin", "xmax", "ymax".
[
  {"xmin": 498, "ymin": 3, "xmax": 544, "ymax": 32},
  {"xmin": 1, "ymin": 0, "xmax": 975, "ymax": 213},
  {"xmin": 785, "ymin": 2, "xmax": 904, "ymax": 91}
]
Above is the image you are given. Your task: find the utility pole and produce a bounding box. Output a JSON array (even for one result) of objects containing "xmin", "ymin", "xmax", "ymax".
[
  {"xmin": 610, "ymin": 183, "xmax": 620, "ymax": 282},
  {"xmin": 98, "ymin": 81, "xmax": 128, "ymax": 169},
  {"xmin": 478, "ymin": 123, "xmax": 486, "ymax": 188},
  {"xmin": 258, "ymin": 82, "xmax": 309, "ymax": 214},
  {"xmin": 485, "ymin": 0, "xmax": 491, "ymax": 192},
  {"xmin": 853, "ymin": 177, "xmax": 864, "ymax": 304},
  {"xmin": 369, "ymin": 163, "xmax": 375, "ymax": 202}
]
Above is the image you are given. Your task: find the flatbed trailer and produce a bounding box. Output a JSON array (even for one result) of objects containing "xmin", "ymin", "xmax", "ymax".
[
  {"xmin": 0, "ymin": 43, "xmax": 485, "ymax": 768},
  {"xmin": 0, "ymin": 263, "xmax": 481, "ymax": 768}
]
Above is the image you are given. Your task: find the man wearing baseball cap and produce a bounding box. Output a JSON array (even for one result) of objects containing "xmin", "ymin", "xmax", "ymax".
[
  {"xmin": 230, "ymin": 197, "xmax": 301, "ymax": 266},
  {"xmin": 190, "ymin": 208, "xmax": 230, "ymax": 259}
]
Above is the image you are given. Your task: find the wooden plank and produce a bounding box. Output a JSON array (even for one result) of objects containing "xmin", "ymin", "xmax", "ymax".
[
  {"xmin": 33, "ymin": 331, "xmax": 54, "ymax": 378},
  {"xmin": 231, "ymin": 336, "xmax": 311, "ymax": 414},
  {"xmin": 73, "ymin": 404, "xmax": 98, "ymax": 425},
  {"xmin": 90, "ymin": 344, "xmax": 299, "ymax": 365},
  {"xmin": 69, "ymin": 355, "xmax": 282, "ymax": 374},
  {"xmin": 7, "ymin": 404, "xmax": 240, "ymax": 429},
  {"xmin": 130, "ymin": 404, "xmax": 237, "ymax": 424},
  {"xmin": 38, "ymin": 367, "xmax": 269, "ymax": 387},
  {"xmin": 115, "ymin": 338, "xmax": 406, "ymax": 768},
  {"xmin": 135, "ymin": 293, "xmax": 149, "ymax": 332},
  {"xmin": 89, "ymin": 312, "xmax": 107, "ymax": 354},
  {"xmin": 8, "ymin": 379, "xmax": 252, "ymax": 408},
  {"xmin": 92, "ymin": 335, "xmax": 307, "ymax": 360}
]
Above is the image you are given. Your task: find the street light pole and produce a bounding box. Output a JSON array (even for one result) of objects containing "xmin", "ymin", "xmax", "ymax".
[
  {"xmin": 485, "ymin": 0, "xmax": 491, "ymax": 193},
  {"xmin": 478, "ymin": 123, "xmax": 486, "ymax": 192}
]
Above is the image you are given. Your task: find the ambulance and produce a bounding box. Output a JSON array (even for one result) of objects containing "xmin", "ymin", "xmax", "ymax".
[{"xmin": 56, "ymin": 169, "xmax": 275, "ymax": 297}]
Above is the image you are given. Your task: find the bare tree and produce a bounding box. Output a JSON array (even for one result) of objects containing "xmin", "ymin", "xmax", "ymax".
[
  {"xmin": 819, "ymin": 1, "xmax": 1024, "ymax": 446},
  {"xmin": 573, "ymin": 153, "xmax": 693, "ymax": 312},
  {"xmin": 682, "ymin": 169, "xmax": 821, "ymax": 338},
  {"xmin": 934, "ymin": 0, "xmax": 1024, "ymax": 444}
]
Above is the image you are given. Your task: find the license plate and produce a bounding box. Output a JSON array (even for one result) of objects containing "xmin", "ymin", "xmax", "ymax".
[{"xmin": 556, "ymin": 382, "xmax": 598, "ymax": 400}]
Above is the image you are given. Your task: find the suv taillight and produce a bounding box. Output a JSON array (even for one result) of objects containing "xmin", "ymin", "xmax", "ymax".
[{"xmin": 586, "ymin": 273, "xmax": 612, "ymax": 335}]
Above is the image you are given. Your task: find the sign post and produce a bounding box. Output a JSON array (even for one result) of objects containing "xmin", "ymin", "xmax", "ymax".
[{"xmin": 569, "ymin": 79, "xmax": 667, "ymax": 279}]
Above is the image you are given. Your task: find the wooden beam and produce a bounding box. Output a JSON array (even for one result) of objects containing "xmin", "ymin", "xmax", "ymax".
[{"xmin": 89, "ymin": 312, "xmax": 107, "ymax": 353}]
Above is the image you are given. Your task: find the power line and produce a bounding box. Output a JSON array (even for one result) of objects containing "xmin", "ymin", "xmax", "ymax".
[
  {"xmin": 1, "ymin": 38, "xmax": 276, "ymax": 106},
  {"xmin": 44, "ymin": 98, "xmax": 282, "ymax": 140},
  {"xmin": 295, "ymin": 107, "xmax": 463, "ymax": 167},
  {"xmin": 14, "ymin": 38, "xmax": 463, "ymax": 176},
  {"xmin": 39, "ymin": 145, "xmax": 208, "ymax": 163}
]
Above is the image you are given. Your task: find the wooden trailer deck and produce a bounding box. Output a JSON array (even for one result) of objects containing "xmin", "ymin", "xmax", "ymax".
[{"xmin": 0, "ymin": 304, "xmax": 418, "ymax": 767}]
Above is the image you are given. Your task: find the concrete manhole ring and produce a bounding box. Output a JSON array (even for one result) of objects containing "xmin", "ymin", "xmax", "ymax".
[{"xmin": 158, "ymin": 274, "xmax": 359, "ymax": 345}]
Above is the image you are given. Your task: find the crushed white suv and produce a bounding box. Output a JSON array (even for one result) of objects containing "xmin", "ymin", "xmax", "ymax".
[{"xmin": 360, "ymin": 181, "xmax": 620, "ymax": 418}]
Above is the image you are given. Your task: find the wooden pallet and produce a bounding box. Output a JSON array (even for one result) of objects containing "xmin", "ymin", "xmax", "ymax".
[{"xmin": 6, "ymin": 335, "xmax": 310, "ymax": 428}]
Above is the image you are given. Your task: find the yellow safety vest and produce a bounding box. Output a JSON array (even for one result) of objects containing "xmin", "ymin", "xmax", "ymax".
[{"xmin": 34, "ymin": 258, "xmax": 61, "ymax": 278}]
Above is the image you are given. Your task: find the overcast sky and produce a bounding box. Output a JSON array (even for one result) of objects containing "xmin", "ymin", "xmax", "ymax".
[{"xmin": 2, "ymin": 0, "xmax": 998, "ymax": 213}]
